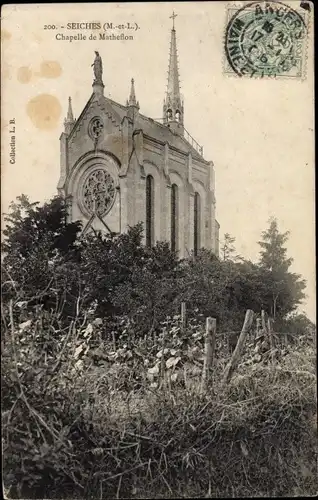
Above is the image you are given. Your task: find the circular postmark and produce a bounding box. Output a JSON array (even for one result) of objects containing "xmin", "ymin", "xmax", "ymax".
[{"xmin": 225, "ymin": 1, "xmax": 307, "ymax": 77}]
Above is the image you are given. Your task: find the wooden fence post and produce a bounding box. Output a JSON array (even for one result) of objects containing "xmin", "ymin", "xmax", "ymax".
[
  {"xmin": 256, "ymin": 318, "xmax": 262, "ymax": 339},
  {"xmin": 261, "ymin": 310, "xmax": 267, "ymax": 331},
  {"xmin": 200, "ymin": 317, "xmax": 217, "ymax": 394},
  {"xmin": 159, "ymin": 327, "xmax": 167, "ymax": 390},
  {"xmin": 267, "ymin": 317, "xmax": 275, "ymax": 364},
  {"xmin": 181, "ymin": 302, "xmax": 187, "ymax": 331},
  {"xmin": 221, "ymin": 310, "xmax": 254, "ymax": 386}
]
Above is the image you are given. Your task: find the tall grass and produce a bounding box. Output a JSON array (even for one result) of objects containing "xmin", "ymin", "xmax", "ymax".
[{"xmin": 2, "ymin": 303, "xmax": 317, "ymax": 498}]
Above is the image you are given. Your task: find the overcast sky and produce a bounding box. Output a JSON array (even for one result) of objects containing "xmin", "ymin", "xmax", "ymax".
[{"xmin": 1, "ymin": 2, "xmax": 315, "ymax": 320}]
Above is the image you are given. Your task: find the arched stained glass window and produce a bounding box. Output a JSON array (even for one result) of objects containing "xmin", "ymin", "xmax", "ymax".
[
  {"xmin": 171, "ymin": 184, "xmax": 179, "ymax": 252},
  {"xmin": 146, "ymin": 175, "xmax": 154, "ymax": 247},
  {"xmin": 194, "ymin": 192, "xmax": 201, "ymax": 256}
]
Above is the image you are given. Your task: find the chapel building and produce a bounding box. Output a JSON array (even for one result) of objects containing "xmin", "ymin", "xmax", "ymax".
[{"xmin": 58, "ymin": 16, "xmax": 220, "ymax": 258}]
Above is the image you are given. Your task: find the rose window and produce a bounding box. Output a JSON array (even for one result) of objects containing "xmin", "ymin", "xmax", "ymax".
[
  {"xmin": 82, "ymin": 169, "xmax": 115, "ymax": 216},
  {"xmin": 89, "ymin": 117, "xmax": 104, "ymax": 140}
]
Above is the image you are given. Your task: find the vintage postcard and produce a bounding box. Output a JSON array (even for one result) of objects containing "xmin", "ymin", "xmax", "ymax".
[{"xmin": 1, "ymin": 2, "xmax": 316, "ymax": 499}]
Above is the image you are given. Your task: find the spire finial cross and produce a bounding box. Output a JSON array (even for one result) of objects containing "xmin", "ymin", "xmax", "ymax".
[{"xmin": 170, "ymin": 11, "xmax": 177, "ymax": 29}]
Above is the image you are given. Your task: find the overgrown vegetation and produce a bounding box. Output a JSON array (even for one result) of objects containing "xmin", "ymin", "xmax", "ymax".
[
  {"xmin": 1, "ymin": 196, "xmax": 309, "ymax": 334},
  {"xmin": 1, "ymin": 195, "xmax": 316, "ymax": 498}
]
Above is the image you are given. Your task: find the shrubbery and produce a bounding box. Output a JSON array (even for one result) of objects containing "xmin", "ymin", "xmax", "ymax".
[
  {"xmin": 1, "ymin": 195, "xmax": 316, "ymax": 498},
  {"xmin": 2, "ymin": 301, "xmax": 316, "ymax": 498},
  {"xmin": 1, "ymin": 196, "xmax": 310, "ymax": 336}
]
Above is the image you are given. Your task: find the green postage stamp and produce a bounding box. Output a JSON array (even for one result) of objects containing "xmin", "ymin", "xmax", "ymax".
[{"xmin": 224, "ymin": 1, "xmax": 310, "ymax": 78}]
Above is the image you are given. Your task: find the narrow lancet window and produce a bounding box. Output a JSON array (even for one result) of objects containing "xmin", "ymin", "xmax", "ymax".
[
  {"xmin": 171, "ymin": 184, "xmax": 179, "ymax": 252},
  {"xmin": 146, "ymin": 175, "xmax": 154, "ymax": 247},
  {"xmin": 194, "ymin": 192, "xmax": 201, "ymax": 256}
]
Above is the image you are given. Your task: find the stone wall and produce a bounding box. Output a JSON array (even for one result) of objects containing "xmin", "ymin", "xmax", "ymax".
[{"xmin": 59, "ymin": 104, "xmax": 217, "ymax": 255}]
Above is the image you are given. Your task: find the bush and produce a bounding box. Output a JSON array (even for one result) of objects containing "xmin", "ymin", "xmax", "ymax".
[
  {"xmin": 2, "ymin": 196, "xmax": 316, "ymax": 498},
  {"xmin": 2, "ymin": 302, "xmax": 317, "ymax": 499},
  {"xmin": 1, "ymin": 195, "xmax": 310, "ymax": 336}
]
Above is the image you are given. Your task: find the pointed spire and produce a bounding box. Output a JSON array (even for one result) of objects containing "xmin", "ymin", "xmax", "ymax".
[
  {"xmin": 129, "ymin": 78, "xmax": 136, "ymax": 105},
  {"xmin": 66, "ymin": 96, "xmax": 74, "ymax": 121},
  {"xmin": 64, "ymin": 96, "xmax": 75, "ymax": 134},
  {"xmin": 163, "ymin": 12, "xmax": 184, "ymax": 133},
  {"xmin": 167, "ymin": 13, "xmax": 181, "ymax": 103},
  {"xmin": 126, "ymin": 77, "xmax": 139, "ymax": 123},
  {"xmin": 127, "ymin": 78, "xmax": 139, "ymax": 108}
]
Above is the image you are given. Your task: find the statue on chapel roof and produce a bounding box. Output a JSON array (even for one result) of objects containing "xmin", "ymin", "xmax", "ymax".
[{"xmin": 92, "ymin": 51, "xmax": 103, "ymax": 83}]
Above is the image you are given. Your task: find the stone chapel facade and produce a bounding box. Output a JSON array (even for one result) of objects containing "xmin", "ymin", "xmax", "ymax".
[{"xmin": 58, "ymin": 19, "xmax": 220, "ymax": 258}]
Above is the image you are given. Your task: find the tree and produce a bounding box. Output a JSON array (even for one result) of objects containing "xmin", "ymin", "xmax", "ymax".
[
  {"xmin": 220, "ymin": 233, "xmax": 236, "ymax": 261},
  {"xmin": 257, "ymin": 218, "xmax": 306, "ymax": 320},
  {"xmin": 279, "ymin": 312, "xmax": 316, "ymax": 337},
  {"xmin": 1, "ymin": 195, "xmax": 82, "ymax": 318},
  {"xmin": 176, "ymin": 249, "xmax": 242, "ymax": 329},
  {"xmin": 111, "ymin": 237, "xmax": 181, "ymax": 334},
  {"xmin": 2, "ymin": 195, "xmax": 81, "ymax": 259},
  {"xmin": 79, "ymin": 224, "xmax": 146, "ymax": 318},
  {"xmin": 258, "ymin": 217, "xmax": 293, "ymax": 273}
]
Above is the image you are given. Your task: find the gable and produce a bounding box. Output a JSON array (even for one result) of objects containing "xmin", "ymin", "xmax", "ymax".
[
  {"xmin": 64, "ymin": 92, "xmax": 208, "ymax": 182},
  {"xmin": 67, "ymin": 95, "xmax": 123, "ymax": 169},
  {"xmin": 68, "ymin": 95, "xmax": 121, "ymax": 144}
]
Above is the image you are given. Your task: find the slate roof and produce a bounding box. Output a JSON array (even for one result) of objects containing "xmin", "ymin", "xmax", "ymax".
[
  {"xmin": 106, "ymin": 96, "xmax": 205, "ymax": 161},
  {"xmin": 67, "ymin": 93, "xmax": 206, "ymax": 162}
]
